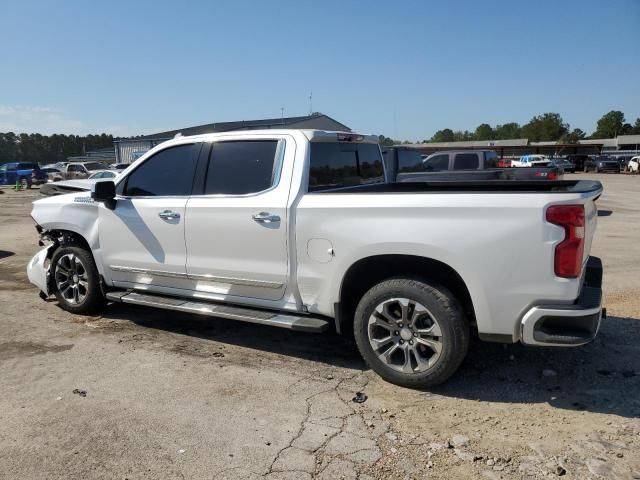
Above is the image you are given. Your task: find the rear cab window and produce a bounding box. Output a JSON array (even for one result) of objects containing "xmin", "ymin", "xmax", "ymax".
[
  {"xmin": 308, "ymin": 141, "xmax": 384, "ymax": 191},
  {"xmin": 397, "ymin": 149, "xmax": 426, "ymax": 173}
]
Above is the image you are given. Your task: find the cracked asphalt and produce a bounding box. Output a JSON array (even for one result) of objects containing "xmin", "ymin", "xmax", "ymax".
[{"xmin": 1, "ymin": 174, "xmax": 639, "ymax": 479}]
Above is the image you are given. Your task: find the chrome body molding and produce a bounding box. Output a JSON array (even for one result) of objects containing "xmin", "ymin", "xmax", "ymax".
[
  {"xmin": 109, "ymin": 265, "xmax": 283, "ymax": 289},
  {"xmin": 109, "ymin": 265, "xmax": 186, "ymax": 279}
]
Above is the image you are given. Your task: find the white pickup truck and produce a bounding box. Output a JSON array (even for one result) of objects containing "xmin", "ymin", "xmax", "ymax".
[{"xmin": 27, "ymin": 130, "xmax": 604, "ymax": 388}]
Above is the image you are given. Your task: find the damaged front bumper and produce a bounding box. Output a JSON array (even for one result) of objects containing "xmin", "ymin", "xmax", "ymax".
[{"xmin": 27, "ymin": 245, "xmax": 54, "ymax": 296}]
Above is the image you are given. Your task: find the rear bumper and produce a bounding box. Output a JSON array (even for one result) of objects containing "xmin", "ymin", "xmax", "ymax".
[{"xmin": 520, "ymin": 256, "xmax": 603, "ymax": 347}]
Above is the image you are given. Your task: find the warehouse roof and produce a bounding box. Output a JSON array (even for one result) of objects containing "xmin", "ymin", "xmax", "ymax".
[
  {"xmin": 617, "ymin": 134, "xmax": 640, "ymax": 145},
  {"xmin": 127, "ymin": 114, "xmax": 351, "ymax": 141}
]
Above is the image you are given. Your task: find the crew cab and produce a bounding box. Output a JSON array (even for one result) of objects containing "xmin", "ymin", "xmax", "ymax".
[{"xmin": 27, "ymin": 130, "xmax": 604, "ymax": 388}]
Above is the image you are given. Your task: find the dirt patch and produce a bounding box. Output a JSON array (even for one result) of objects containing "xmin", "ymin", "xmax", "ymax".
[{"xmin": 0, "ymin": 341, "xmax": 73, "ymax": 361}]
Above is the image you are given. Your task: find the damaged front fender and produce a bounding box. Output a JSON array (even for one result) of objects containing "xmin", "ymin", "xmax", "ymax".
[{"xmin": 27, "ymin": 245, "xmax": 54, "ymax": 296}]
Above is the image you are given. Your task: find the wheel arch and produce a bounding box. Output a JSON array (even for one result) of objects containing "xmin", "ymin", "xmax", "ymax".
[{"xmin": 335, "ymin": 254, "xmax": 476, "ymax": 336}]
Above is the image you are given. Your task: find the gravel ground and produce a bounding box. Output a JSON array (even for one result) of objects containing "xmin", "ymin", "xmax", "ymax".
[{"xmin": 0, "ymin": 174, "xmax": 638, "ymax": 479}]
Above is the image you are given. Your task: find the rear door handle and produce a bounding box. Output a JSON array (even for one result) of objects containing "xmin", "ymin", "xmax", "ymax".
[
  {"xmin": 158, "ymin": 210, "xmax": 180, "ymax": 220},
  {"xmin": 252, "ymin": 212, "xmax": 280, "ymax": 224}
]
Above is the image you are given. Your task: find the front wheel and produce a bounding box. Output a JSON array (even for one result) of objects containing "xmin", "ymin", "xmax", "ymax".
[
  {"xmin": 353, "ymin": 278, "xmax": 469, "ymax": 388},
  {"xmin": 19, "ymin": 177, "xmax": 30, "ymax": 189},
  {"xmin": 583, "ymin": 166, "xmax": 589, "ymax": 173},
  {"xmin": 51, "ymin": 244, "xmax": 104, "ymax": 314}
]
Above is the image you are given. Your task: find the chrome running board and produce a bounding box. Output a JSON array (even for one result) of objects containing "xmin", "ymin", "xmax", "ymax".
[{"xmin": 105, "ymin": 291, "xmax": 329, "ymax": 333}]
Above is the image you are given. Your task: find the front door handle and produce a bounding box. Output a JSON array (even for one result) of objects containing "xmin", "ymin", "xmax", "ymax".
[
  {"xmin": 158, "ymin": 210, "xmax": 180, "ymax": 220},
  {"xmin": 252, "ymin": 212, "xmax": 280, "ymax": 224}
]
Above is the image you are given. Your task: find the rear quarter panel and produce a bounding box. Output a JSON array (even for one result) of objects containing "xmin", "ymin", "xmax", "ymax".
[{"xmin": 296, "ymin": 190, "xmax": 597, "ymax": 339}]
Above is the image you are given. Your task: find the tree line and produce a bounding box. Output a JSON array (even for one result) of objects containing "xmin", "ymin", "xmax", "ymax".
[
  {"xmin": 423, "ymin": 111, "xmax": 640, "ymax": 144},
  {"xmin": 0, "ymin": 132, "xmax": 114, "ymax": 165},
  {"xmin": 378, "ymin": 110, "xmax": 640, "ymax": 146}
]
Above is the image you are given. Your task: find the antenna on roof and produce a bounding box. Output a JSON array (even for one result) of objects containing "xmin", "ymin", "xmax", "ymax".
[{"xmin": 309, "ymin": 92, "xmax": 313, "ymax": 115}]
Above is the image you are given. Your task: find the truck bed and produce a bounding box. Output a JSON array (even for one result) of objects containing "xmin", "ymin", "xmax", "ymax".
[{"xmin": 312, "ymin": 179, "xmax": 602, "ymax": 194}]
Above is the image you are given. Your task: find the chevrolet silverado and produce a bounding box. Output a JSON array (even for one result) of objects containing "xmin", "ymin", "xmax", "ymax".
[{"xmin": 27, "ymin": 130, "xmax": 604, "ymax": 388}]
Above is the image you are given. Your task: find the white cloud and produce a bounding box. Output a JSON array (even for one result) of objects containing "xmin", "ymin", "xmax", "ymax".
[{"xmin": 0, "ymin": 105, "xmax": 90, "ymax": 135}]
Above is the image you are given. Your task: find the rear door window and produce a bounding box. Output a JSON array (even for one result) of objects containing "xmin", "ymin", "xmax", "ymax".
[
  {"xmin": 308, "ymin": 142, "xmax": 384, "ymax": 191},
  {"xmin": 453, "ymin": 153, "xmax": 480, "ymax": 170},
  {"xmin": 204, "ymin": 140, "xmax": 279, "ymax": 195}
]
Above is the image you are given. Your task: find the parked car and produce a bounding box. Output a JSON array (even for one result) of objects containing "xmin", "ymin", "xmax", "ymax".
[
  {"xmin": 0, "ymin": 162, "xmax": 48, "ymax": 188},
  {"xmin": 583, "ymin": 156, "xmax": 621, "ymax": 173},
  {"xmin": 52, "ymin": 161, "xmax": 110, "ymax": 181},
  {"xmin": 27, "ymin": 129, "xmax": 604, "ymax": 388},
  {"xmin": 496, "ymin": 158, "xmax": 512, "ymax": 168},
  {"xmin": 511, "ymin": 154, "xmax": 551, "ymax": 167},
  {"xmin": 627, "ymin": 156, "xmax": 640, "ymax": 173},
  {"xmin": 39, "ymin": 171, "xmax": 118, "ymax": 197},
  {"xmin": 616, "ymin": 156, "xmax": 633, "ymax": 172},
  {"xmin": 383, "ymin": 148, "xmax": 562, "ymax": 181},
  {"xmin": 549, "ymin": 159, "xmax": 576, "ymax": 173},
  {"xmin": 566, "ymin": 154, "xmax": 589, "ymax": 171},
  {"xmin": 39, "ymin": 167, "xmax": 62, "ymax": 182}
]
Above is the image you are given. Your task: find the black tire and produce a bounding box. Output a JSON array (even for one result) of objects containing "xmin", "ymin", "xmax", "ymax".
[
  {"xmin": 51, "ymin": 244, "xmax": 105, "ymax": 314},
  {"xmin": 353, "ymin": 278, "xmax": 469, "ymax": 388},
  {"xmin": 583, "ymin": 166, "xmax": 589, "ymax": 173},
  {"xmin": 594, "ymin": 166, "xmax": 599, "ymax": 173},
  {"xmin": 19, "ymin": 177, "xmax": 30, "ymax": 189}
]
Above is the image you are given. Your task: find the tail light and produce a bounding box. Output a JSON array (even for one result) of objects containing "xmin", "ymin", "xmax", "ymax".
[
  {"xmin": 534, "ymin": 170, "xmax": 558, "ymax": 180},
  {"xmin": 546, "ymin": 205, "xmax": 585, "ymax": 278}
]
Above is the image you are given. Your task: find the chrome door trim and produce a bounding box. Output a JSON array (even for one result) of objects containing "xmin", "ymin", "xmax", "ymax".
[
  {"xmin": 109, "ymin": 265, "xmax": 187, "ymax": 279},
  {"xmin": 109, "ymin": 266, "xmax": 283, "ymax": 289},
  {"xmin": 187, "ymin": 273, "xmax": 284, "ymax": 289}
]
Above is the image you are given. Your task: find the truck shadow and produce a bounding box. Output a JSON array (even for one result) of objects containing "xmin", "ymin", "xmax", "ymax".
[
  {"xmin": 103, "ymin": 303, "xmax": 365, "ymax": 371},
  {"xmin": 101, "ymin": 304, "xmax": 639, "ymax": 418},
  {"xmin": 432, "ymin": 314, "xmax": 640, "ymax": 419}
]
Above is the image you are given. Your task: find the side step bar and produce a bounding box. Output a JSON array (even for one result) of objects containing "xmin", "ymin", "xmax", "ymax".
[{"xmin": 105, "ymin": 291, "xmax": 329, "ymax": 333}]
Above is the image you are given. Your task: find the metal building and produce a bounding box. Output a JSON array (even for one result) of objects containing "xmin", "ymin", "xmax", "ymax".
[{"xmin": 114, "ymin": 114, "xmax": 350, "ymax": 164}]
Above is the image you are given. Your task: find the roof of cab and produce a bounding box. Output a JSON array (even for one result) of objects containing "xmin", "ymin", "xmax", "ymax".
[{"xmin": 158, "ymin": 129, "xmax": 379, "ymax": 145}]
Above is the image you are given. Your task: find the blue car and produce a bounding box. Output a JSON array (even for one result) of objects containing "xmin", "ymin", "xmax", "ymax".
[{"xmin": 0, "ymin": 162, "xmax": 48, "ymax": 188}]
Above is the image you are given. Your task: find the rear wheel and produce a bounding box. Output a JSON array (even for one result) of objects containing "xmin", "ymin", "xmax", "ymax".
[
  {"xmin": 353, "ymin": 278, "xmax": 469, "ymax": 388},
  {"xmin": 583, "ymin": 166, "xmax": 589, "ymax": 173},
  {"xmin": 51, "ymin": 244, "xmax": 104, "ymax": 314},
  {"xmin": 19, "ymin": 177, "xmax": 30, "ymax": 189}
]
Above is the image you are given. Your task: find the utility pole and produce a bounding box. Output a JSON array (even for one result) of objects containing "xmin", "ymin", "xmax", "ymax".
[
  {"xmin": 280, "ymin": 107, "xmax": 284, "ymax": 122},
  {"xmin": 309, "ymin": 92, "xmax": 313, "ymax": 115}
]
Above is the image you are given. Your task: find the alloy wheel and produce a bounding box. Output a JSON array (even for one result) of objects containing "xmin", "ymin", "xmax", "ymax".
[
  {"xmin": 55, "ymin": 253, "xmax": 89, "ymax": 305},
  {"xmin": 367, "ymin": 298, "xmax": 443, "ymax": 374}
]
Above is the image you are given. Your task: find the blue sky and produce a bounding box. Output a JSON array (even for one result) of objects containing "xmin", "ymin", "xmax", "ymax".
[{"xmin": 1, "ymin": 0, "xmax": 639, "ymax": 140}]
